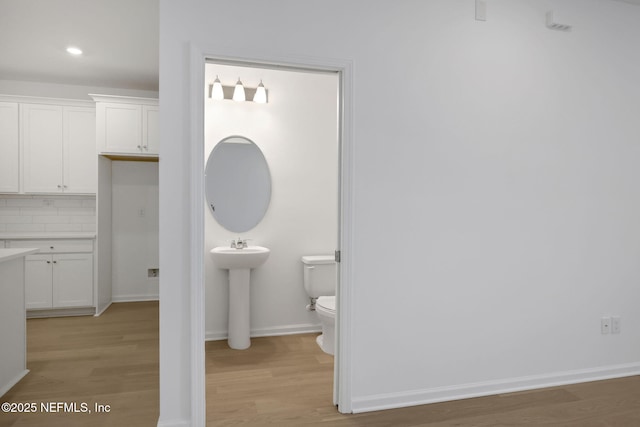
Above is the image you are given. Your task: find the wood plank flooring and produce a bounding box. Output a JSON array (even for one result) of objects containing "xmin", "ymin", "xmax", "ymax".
[
  {"xmin": 2, "ymin": 301, "xmax": 640, "ymax": 426},
  {"xmin": 207, "ymin": 334, "xmax": 640, "ymax": 426},
  {"xmin": 0, "ymin": 302, "xmax": 159, "ymax": 427}
]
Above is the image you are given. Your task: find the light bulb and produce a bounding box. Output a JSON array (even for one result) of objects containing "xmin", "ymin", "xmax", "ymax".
[
  {"xmin": 232, "ymin": 78, "xmax": 245, "ymax": 102},
  {"xmin": 211, "ymin": 75, "xmax": 224, "ymax": 100},
  {"xmin": 253, "ymin": 80, "xmax": 267, "ymax": 104}
]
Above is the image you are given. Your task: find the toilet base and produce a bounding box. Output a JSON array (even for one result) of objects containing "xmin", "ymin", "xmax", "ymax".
[{"xmin": 316, "ymin": 332, "xmax": 334, "ymax": 355}]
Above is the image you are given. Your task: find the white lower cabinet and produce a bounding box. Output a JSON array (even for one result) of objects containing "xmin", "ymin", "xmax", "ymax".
[
  {"xmin": 8, "ymin": 239, "xmax": 94, "ymax": 312},
  {"xmin": 25, "ymin": 253, "xmax": 93, "ymax": 309},
  {"xmin": 24, "ymin": 254, "xmax": 52, "ymax": 309}
]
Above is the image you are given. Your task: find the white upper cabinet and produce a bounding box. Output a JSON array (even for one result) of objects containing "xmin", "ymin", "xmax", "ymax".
[
  {"xmin": 22, "ymin": 104, "xmax": 64, "ymax": 193},
  {"xmin": 142, "ymin": 105, "xmax": 159, "ymax": 154},
  {"xmin": 0, "ymin": 102, "xmax": 19, "ymax": 193},
  {"xmin": 97, "ymin": 102, "xmax": 142, "ymax": 153},
  {"xmin": 21, "ymin": 103, "xmax": 96, "ymax": 194},
  {"xmin": 93, "ymin": 95, "xmax": 158, "ymax": 156},
  {"xmin": 64, "ymin": 107, "xmax": 97, "ymax": 193}
]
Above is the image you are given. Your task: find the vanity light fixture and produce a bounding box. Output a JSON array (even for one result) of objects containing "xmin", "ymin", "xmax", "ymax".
[
  {"xmin": 232, "ymin": 78, "xmax": 246, "ymax": 102},
  {"xmin": 211, "ymin": 75, "xmax": 224, "ymax": 100},
  {"xmin": 252, "ymin": 80, "xmax": 267, "ymax": 104},
  {"xmin": 208, "ymin": 77, "xmax": 268, "ymax": 104}
]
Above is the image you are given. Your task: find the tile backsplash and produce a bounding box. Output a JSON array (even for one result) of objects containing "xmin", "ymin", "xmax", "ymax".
[{"xmin": 0, "ymin": 195, "xmax": 96, "ymax": 233}]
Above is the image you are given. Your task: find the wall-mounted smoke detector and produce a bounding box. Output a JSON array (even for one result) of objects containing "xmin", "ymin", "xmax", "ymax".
[{"xmin": 546, "ymin": 11, "xmax": 572, "ymax": 32}]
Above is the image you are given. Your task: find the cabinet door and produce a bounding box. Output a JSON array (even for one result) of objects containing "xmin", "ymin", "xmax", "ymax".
[
  {"xmin": 0, "ymin": 102, "xmax": 19, "ymax": 193},
  {"xmin": 53, "ymin": 253, "xmax": 93, "ymax": 307},
  {"xmin": 142, "ymin": 105, "xmax": 159, "ymax": 155},
  {"xmin": 22, "ymin": 104, "xmax": 64, "ymax": 193},
  {"xmin": 97, "ymin": 102, "xmax": 142, "ymax": 154},
  {"xmin": 25, "ymin": 254, "xmax": 53, "ymax": 309},
  {"xmin": 64, "ymin": 107, "xmax": 96, "ymax": 193}
]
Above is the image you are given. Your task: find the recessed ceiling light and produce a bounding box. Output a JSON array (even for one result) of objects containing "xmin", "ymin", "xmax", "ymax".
[{"xmin": 66, "ymin": 46, "xmax": 83, "ymax": 56}]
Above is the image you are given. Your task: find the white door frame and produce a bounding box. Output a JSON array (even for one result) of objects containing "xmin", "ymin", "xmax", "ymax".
[{"xmin": 188, "ymin": 44, "xmax": 355, "ymax": 424}]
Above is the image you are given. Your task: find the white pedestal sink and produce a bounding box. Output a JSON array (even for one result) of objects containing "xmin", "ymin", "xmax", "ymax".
[{"xmin": 210, "ymin": 246, "xmax": 270, "ymax": 349}]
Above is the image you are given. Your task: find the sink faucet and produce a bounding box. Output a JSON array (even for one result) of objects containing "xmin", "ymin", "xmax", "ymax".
[{"xmin": 231, "ymin": 238, "xmax": 250, "ymax": 249}]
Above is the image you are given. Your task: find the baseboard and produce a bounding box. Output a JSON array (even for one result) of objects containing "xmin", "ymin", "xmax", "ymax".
[
  {"xmin": 0, "ymin": 369, "xmax": 29, "ymax": 398},
  {"xmin": 206, "ymin": 323, "xmax": 321, "ymax": 341},
  {"xmin": 156, "ymin": 419, "xmax": 190, "ymax": 427},
  {"xmin": 27, "ymin": 307, "xmax": 94, "ymax": 318},
  {"xmin": 94, "ymin": 301, "xmax": 112, "ymax": 317},
  {"xmin": 111, "ymin": 294, "xmax": 159, "ymax": 303},
  {"xmin": 350, "ymin": 362, "xmax": 640, "ymax": 413}
]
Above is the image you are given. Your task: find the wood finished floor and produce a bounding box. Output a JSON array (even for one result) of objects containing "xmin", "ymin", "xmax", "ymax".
[
  {"xmin": 206, "ymin": 335, "xmax": 640, "ymax": 426},
  {"xmin": 2, "ymin": 301, "xmax": 640, "ymax": 426},
  {"xmin": 0, "ymin": 302, "xmax": 159, "ymax": 427}
]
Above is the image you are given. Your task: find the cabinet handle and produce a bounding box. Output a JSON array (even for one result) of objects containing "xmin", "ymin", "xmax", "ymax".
[
  {"xmin": 47, "ymin": 261, "xmax": 51, "ymax": 264},
  {"xmin": 57, "ymin": 185, "xmax": 62, "ymax": 189},
  {"xmin": 50, "ymin": 246, "xmax": 54, "ymax": 249},
  {"xmin": 137, "ymin": 145, "xmax": 142, "ymax": 150},
  {"xmin": 143, "ymin": 145, "xmax": 148, "ymax": 151},
  {"xmin": 53, "ymin": 261, "xmax": 57, "ymax": 264}
]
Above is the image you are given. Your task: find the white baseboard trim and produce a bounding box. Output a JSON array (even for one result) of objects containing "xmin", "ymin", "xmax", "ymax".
[
  {"xmin": 0, "ymin": 369, "xmax": 29, "ymax": 398},
  {"xmin": 27, "ymin": 307, "xmax": 94, "ymax": 318},
  {"xmin": 351, "ymin": 362, "xmax": 640, "ymax": 413},
  {"xmin": 94, "ymin": 301, "xmax": 112, "ymax": 317},
  {"xmin": 111, "ymin": 294, "xmax": 159, "ymax": 303},
  {"xmin": 156, "ymin": 419, "xmax": 190, "ymax": 427},
  {"xmin": 206, "ymin": 323, "xmax": 321, "ymax": 341}
]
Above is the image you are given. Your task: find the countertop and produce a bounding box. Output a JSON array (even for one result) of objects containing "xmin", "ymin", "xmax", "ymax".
[
  {"xmin": 0, "ymin": 248, "xmax": 39, "ymax": 263},
  {"xmin": 0, "ymin": 232, "xmax": 96, "ymax": 240}
]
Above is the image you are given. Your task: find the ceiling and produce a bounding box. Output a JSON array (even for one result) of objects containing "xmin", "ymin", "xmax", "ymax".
[
  {"xmin": 0, "ymin": 0, "xmax": 158, "ymax": 92},
  {"xmin": 0, "ymin": 0, "xmax": 637, "ymax": 94}
]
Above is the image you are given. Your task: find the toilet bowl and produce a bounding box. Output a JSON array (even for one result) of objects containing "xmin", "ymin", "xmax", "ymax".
[
  {"xmin": 315, "ymin": 296, "xmax": 336, "ymax": 355},
  {"xmin": 301, "ymin": 255, "xmax": 336, "ymax": 355}
]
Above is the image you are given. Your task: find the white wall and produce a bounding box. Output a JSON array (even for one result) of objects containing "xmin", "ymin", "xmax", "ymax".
[
  {"xmin": 204, "ymin": 64, "xmax": 338, "ymax": 340},
  {"xmin": 159, "ymin": 0, "xmax": 640, "ymax": 424},
  {"xmin": 111, "ymin": 161, "xmax": 159, "ymax": 301}
]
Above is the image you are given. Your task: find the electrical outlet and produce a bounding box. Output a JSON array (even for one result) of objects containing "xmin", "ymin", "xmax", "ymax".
[
  {"xmin": 601, "ymin": 317, "xmax": 611, "ymax": 334},
  {"xmin": 612, "ymin": 316, "xmax": 621, "ymax": 334}
]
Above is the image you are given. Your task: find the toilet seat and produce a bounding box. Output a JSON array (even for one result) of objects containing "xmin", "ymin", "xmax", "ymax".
[{"xmin": 316, "ymin": 296, "xmax": 335, "ymax": 315}]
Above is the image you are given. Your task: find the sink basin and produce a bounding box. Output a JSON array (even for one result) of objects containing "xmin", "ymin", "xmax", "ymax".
[{"xmin": 210, "ymin": 246, "xmax": 270, "ymax": 270}]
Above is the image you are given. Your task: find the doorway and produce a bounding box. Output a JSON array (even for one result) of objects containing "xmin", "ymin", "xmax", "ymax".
[
  {"xmin": 203, "ymin": 59, "xmax": 341, "ymax": 418},
  {"xmin": 188, "ymin": 49, "xmax": 354, "ymax": 423}
]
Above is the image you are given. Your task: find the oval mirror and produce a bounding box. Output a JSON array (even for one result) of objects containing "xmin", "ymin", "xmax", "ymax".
[{"xmin": 205, "ymin": 135, "xmax": 271, "ymax": 232}]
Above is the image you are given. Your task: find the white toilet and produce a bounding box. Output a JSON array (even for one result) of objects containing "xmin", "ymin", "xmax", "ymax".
[{"xmin": 302, "ymin": 255, "xmax": 336, "ymax": 355}]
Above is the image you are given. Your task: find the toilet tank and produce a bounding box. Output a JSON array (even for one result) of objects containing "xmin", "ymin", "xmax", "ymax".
[{"xmin": 302, "ymin": 255, "xmax": 336, "ymax": 298}]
